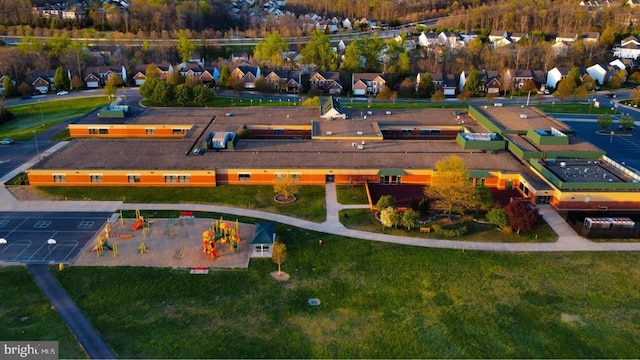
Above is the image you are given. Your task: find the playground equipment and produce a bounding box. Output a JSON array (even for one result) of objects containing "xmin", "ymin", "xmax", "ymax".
[
  {"xmin": 92, "ymin": 236, "xmax": 117, "ymax": 257},
  {"xmin": 201, "ymin": 217, "xmax": 242, "ymax": 259},
  {"xmin": 132, "ymin": 209, "xmax": 144, "ymax": 231},
  {"xmin": 138, "ymin": 242, "xmax": 149, "ymax": 254}
]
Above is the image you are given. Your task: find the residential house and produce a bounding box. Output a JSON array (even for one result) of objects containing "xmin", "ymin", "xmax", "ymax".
[
  {"xmin": 555, "ymin": 33, "xmax": 578, "ymax": 43},
  {"xmin": 587, "ymin": 63, "xmax": 619, "ymax": 86},
  {"xmin": 510, "ymin": 32, "xmax": 528, "ymax": 43},
  {"xmin": 352, "ymin": 73, "xmax": 386, "ymax": 96},
  {"xmin": 459, "ymin": 69, "xmax": 500, "ymax": 93},
  {"xmin": 438, "ymin": 31, "xmax": 463, "ymax": 49},
  {"xmin": 613, "ymin": 36, "xmax": 640, "ymax": 59},
  {"xmin": 199, "ymin": 67, "xmax": 220, "ymax": 85},
  {"xmin": 309, "ymin": 71, "xmax": 342, "ymax": 95},
  {"xmin": 504, "ymin": 69, "xmax": 546, "ymax": 90},
  {"xmin": 546, "ymin": 67, "xmax": 576, "ymax": 89},
  {"xmin": 229, "ymin": 66, "xmax": 260, "ymax": 89},
  {"xmin": 418, "ymin": 32, "xmax": 439, "ymax": 47},
  {"xmin": 31, "ymin": 69, "xmax": 57, "ymax": 94},
  {"xmin": 0, "ymin": 75, "xmax": 15, "ymax": 96},
  {"xmin": 231, "ymin": 52, "xmax": 249, "ymax": 63},
  {"xmin": 488, "ymin": 30, "xmax": 509, "ymax": 43},
  {"xmin": 265, "ymin": 70, "xmax": 291, "ymax": 92},
  {"xmin": 342, "ymin": 18, "xmax": 352, "ymax": 30},
  {"xmin": 416, "ymin": 72, "xmax": 457, "ymax": 97},
  {"xmin": 178, "ymin": 63, "xmax": 204, "ymax": 79},
  {"xmin": 84, "ymin": 66, "xmax": 127, "ymax": 88},
  {"xmin": 459, "ymin": 30, "xmax": 478, "ymax": 44},
  {"xmin": 582, "ymin": 32, "xmax": 600, "ymax": 43}
]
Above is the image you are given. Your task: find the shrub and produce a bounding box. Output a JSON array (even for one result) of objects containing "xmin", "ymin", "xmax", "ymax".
[
  {"xmin": 376, "ymin": 195, "xmax": 396, "ymax": 211},
  {"xmin": 487, "ymin": 208, "xmax": 509, "ymax": 229},
  {"xmin": 431, "ymin": 224, "xmax": 469, "ymax": 238}
]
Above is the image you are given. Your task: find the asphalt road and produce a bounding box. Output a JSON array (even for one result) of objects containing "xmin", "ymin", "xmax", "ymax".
[{"xmin": 0, "ymin": 139, "xmax": 55, "ymax": 179}]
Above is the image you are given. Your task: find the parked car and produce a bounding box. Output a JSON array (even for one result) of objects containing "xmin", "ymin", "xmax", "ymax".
[
  {"xmin": 0, "ymin": 138, "xmax": 14, "ymax": 145},
  {"xmin": 56, "ymin": 90, "xmax": 69, "ymax": 96},
  {"xmin": 606, "ymin": 93, "xmax": 616, "ymax": 98}
]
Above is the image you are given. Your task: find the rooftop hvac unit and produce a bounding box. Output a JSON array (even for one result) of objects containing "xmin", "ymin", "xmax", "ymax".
[{"xmin": 519, "ymin": 114, "xmax": 528, "ymax": 119}]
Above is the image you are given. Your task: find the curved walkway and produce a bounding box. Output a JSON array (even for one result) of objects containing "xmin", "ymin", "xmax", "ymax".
[{"xmin": 2, "ymin": 157, "xmax": 640, "ymax": 252}]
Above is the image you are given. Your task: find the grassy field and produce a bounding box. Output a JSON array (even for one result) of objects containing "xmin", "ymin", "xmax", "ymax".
[
  {"xmin": 49, "ymin": 225, "xmax": 640, "ymax": 358},
  {"xmin": 0, "ymin": 266, "xmax": 87, "ymax": 359},
  {"xmin": 535, "ymin": 102, "xmax": 617, "ymax": 114},
  {"xmin": 3, "ymin": 97, "xmax": 109, "ymax": 140},
  {"xmin": 339, "ymin": 208, "xmax": 557, "ymax": 243},
  {"xmin": 336, "ymin": 185, "xmax": 369, "ymax": 205},
  {"xmin": 36, "ymin": 185, "xmax": 326, "ymax": 222}
]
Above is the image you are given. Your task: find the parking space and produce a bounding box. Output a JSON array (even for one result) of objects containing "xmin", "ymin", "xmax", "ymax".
[{"xmin": 0, "ymin": 212, "xmax": 111, "ymax": 264}]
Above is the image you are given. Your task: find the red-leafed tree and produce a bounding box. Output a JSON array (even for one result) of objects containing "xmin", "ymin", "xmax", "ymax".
[{"xmin": 504, "ymin": 201, "xmax": 542, "ymax": 234}]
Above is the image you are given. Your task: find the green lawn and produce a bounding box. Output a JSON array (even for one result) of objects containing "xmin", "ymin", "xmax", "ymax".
[
  {"xmin": 535, "ymin": 102, "xmax": 617, "ymax": 114},
  {"xmin": 0, "ymin": 267, "xmax": 87, "ymax": 359},
  {"xmin": 336, "ymin": 185, "xmax": 369, "ymax": 205},
  {"xmin": 3, "ymin": 97, "xmax": 109, "ymax": 140},
  {"xmin": 50, "ymin": 226, "xmax": 640, "ymax": 358},
  {"xmin": 36, "ymin": 185, "xmax": 326, "ymax": 222},
  {"xmin": 339, "ymin": 208, "xmax": 557, "ymax": 243}
]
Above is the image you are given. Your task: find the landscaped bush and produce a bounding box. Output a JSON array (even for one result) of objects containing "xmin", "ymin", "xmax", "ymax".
[{"xmin": 431, "ymin": 223, "xmax": 469, "ymax": 238}]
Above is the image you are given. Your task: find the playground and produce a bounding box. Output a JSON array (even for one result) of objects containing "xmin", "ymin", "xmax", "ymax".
[{"xmin": 74, "ymin": 212, "xmax": 255, "ymax": 269}]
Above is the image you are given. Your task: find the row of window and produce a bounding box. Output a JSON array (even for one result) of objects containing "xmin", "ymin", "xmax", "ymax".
[
  {"xmin": 53, "ymin": 174, "xmax": 191, "ymax": 183},
  {"xmin": 239, "ymin": 173, "xmax": 301, "ymax": 182},
  {"xmin": 87, "ymin": 128, "xmax": 188, "ymax": 135}
]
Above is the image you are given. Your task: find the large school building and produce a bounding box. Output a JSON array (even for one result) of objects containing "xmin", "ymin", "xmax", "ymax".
[{"xmin": 27, "ymin": 99, "xmax": 640, "ymax": 213}]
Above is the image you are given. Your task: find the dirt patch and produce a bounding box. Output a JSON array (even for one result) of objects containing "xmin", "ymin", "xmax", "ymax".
[
  {"xmin": 271, "ymin": 271, "xmax": 290, "ymax": 281},
  {"xmin": 561, "ymin": 313, "xmax": 586, "ymax": 326}
]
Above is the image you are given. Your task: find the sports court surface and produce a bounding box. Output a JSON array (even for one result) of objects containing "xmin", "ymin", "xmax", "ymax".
[{"xmin": 0, "ymin": 211, "xmax": 111, "ymax": 264}]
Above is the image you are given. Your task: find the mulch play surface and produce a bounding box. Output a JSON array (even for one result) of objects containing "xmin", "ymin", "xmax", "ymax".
[{"xmin": 73, "ymin": 217, "xmax": 256, "ymax": 269}]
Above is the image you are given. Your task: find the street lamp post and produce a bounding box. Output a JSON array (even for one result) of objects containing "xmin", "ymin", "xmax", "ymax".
[{"xmin": 33, "ymin": 130, "xmax": 39, "ymax": 160}]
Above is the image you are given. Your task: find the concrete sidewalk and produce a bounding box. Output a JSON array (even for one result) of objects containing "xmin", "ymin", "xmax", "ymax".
[{"xmin": 2, "ymin": 153, "xmax": 640, "ymax": 251}]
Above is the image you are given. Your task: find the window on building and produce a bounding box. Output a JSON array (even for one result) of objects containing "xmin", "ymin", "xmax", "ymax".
[
  {"xmin": 98, "ymin": 128, "xmax": 108, "ymax": 135},
  {"xmin": 127, "ymin": 175, "xmax": 141, "ymax": 183},
  {"xmin": 53, "ymin": 174, "xmax": 66, "ymax": 183},
  {"xmin": 90, "ymin": 174, "xmax": 103, "ymax": 183},
  {"xmin": 178, "ymin": 175, "xmax": 190, "ymax": 183},
  {"xmin": 275, "ymin": 173, "xmax": 301, "ymax": 181},
  {"xmin": 238, "ymin": 173, "xmax": 251, "ymax": 182},
  {"xmin": 146, "ymin": 128, "xmax": 156, "ymax": 135},
  {"xmin": 164, "ymin": 175, "xmax": 177, "ymax": 183}
]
